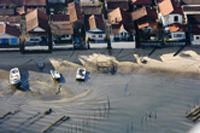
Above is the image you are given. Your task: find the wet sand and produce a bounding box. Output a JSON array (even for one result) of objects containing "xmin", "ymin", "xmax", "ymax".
[{"xmin": 0, "ymin": 47, "xmax": 200, "ymax": 132}]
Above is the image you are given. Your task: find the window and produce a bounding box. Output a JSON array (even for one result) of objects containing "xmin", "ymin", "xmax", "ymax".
[
  {"xmin": 121, "ymin": 32, "xmax": 123, "ymax": 36},
  {"xmin": 30, "ymin": 38, "xmax": 40, "ymax": 41},
  {"xmin": 99, "ymin": 35, "xmax": 103, "ymax": 38},
  {"xmin": 174, "ymin": 34, "xmax": 182, "ymax": 38},
  {"xmin": 92, "ymin": 35, "xmax": 96, "ymax": 38},
  {"xmin": 60, "ymin": 35, "xmax": 65, "ymax": 38},
  {"xmin": 66, "ymin": 35, "xmax": 69, "ymax": 37},
  {"xmin": 124, "ymin": 33, "xmax": 127, "ymax": 36},
  {"xmin": 196, "ymin": 36, "xmax": 199, "ymax": 40},
  {"xmin": 11, "ymin": 38, "xmax": 17, "ymax": 44},
  {"xmin": 1, "ymin": 39, "xmax": 7, "ymax": 44},
  {"xmin": 174, "ymin": 16, "xmax": 178, "ymax": 22},
  {"xmin": 115, "ymin": 17, "xmax": 118, "ymax": 23}
]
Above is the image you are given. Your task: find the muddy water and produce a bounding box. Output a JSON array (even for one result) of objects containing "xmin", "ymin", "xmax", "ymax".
[{"xmin": 0, "ymin": 69, "xmax": 199, "ymax": 133}]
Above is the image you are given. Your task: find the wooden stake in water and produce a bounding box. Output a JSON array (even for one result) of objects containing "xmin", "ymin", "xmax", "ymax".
[
  {"xmin": 99, "ymin": 106, "xmax": 102, "ymax": 118},
  {"xmin": 131, "ymin": 121, "xmax": 133, "ymax": 133},
  {"xmin": 107, "ymin": 95, "xmax": 111, "ymax": 113},
  {"xmin": 104, "ymin": 103, "xmax": 107, "ymax": 117}
]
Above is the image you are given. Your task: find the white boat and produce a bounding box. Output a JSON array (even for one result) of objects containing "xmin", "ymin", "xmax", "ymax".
[
  {"xmin": 76, "ymin": 68, "xmax": 86, "ymax": 81},
  {"xmin": 50, "ymin": 70, "xmax": 61, "ymax": 80},
  {"xmin": 37, "ymin": 61, "xmax": 44, "ymax": 69},
  {"xmin": 10, "ymin": 68, "xmax": 21, "ymax": 85}
]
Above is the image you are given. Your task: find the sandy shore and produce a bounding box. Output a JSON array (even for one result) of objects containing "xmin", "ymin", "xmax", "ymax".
[
  {"xmin": 0, "ymin": 46, "xmax": 200, "ymax": 100},
  {"xmin": 78, "ymin": 46, "xmax": 200, "ymax": 79},
  {"xmin": 1, "ymin": 46, "xmax": 200, "ymax": 133}
]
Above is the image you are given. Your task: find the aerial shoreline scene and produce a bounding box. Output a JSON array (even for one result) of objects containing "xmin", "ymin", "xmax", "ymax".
[{"xmin": 0, "ymin": 0, "xmax": 200, "ymax": 133}]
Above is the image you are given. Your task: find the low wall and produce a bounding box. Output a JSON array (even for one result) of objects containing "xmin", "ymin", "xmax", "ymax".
[{"xmin": 111, "ymin": 41, "xmax": 135, "ymax": 49}]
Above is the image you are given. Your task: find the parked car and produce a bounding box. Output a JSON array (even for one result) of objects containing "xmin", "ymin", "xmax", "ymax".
[
  {"xmin": 50, "ymin": 70, "xmax": 61, "ymax": 80},
  {"xmin": 76, "ymin": 68, "xmax": 86, "ymax": 81},
  {"xmin": 10, "ymin": 67, "xmax": 21, "ymax": 85}
]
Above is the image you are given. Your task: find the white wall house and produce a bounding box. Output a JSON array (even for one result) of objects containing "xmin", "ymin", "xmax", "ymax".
[
  {"xmin": 87, "ymin": 28, "xmax": 106, "ymax": 41},
  {"xmin": 191, "ymin": 35, "xmax": 200, "ymax": 45},
  {"xmin": 171, "ymin": 31, "xmax": 185, "ymax": 40},
  {"xmin": 141, "ymin": 26, "xmax": 153, "ymax": 33},
  {"xmin": 0, "ymin": 33, "xmax": 19, "ymax": 45},
  {"xmin": 161, "ymin": 13, "xmax": 183, "ymax": 26},
  {"xmin": 30, "ymin": 27, "xmax": 46, "ymax": 32},
  {"xmin": 52, "ymin": 34, "xmax": 72, "ymax": 41},
  {"xmin": 111, "ymin": 29, "xmax": 134, "ymax": 42},
  {"xmin": 28, "ymin": 27, "xmax": 47, "ymax": 43}
]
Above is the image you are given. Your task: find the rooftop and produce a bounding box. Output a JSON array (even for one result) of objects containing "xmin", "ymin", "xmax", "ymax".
[{"xmin": 0, "ymin": 24, "xmax": 20, "ymax": 37}]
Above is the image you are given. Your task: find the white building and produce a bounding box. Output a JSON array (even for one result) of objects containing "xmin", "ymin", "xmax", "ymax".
[{"xmin": 0, "ymin": 24, "xmax": 20, "ymax": 45}]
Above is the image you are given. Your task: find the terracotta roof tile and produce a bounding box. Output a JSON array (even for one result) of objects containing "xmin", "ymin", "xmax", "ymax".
[
  {"xmin": 51, "ymin": 14, "xmax": 70, "ymax": 22},
  {"xmin": 168, "ymin": 23, "xmax": 186, "ymax": 32},
  {"xmin": 111, "ymin": 22, "xmax": 135, "ymax": 34},
  {"xmin": 137, "ymin": 16, "xmax": 158, "ymax": 29},
  {"xmin": 51, "ymin": 21, "xmax": 73, "ymax": 35},
  {"xmin": 26, "ymin": 9, "xmax": 49, "ymax": 32},
  {"xmin": 108, "ymin": 7, "xmax": 131, "ymax": 24},
  {"xmin": 24, "ymin": 0, "xmax": 46, "ymax": 6},
  {"xmin": 68, "ymin": 2, "xmax": 83, "ymax": 23},
  {"xmin": 159, "ymin": 0, "xmax": 174, "ymax": 16},
  {"xmin": 16, "ymin": 6, "xmax": 26, "ymax": 15},
  {"xmin": 159, "ymin": 0, "xmax": 183, "ymax": 16},
  {"xmin": 87, "ymin": 14, "xmax": 105, "ymax": 31},
  {"xmin": 131, "ymin": 0, "xmax": 152, "ymax": 5},
  {"xmin": 131, "ymin": 6, "xmax": 157, "ymax": 21},
  {"xmin": 111, "ymin": 23, "xmax": 124, "ymax": 34},
  {"xmin": 0, "ymin": 24, "xmax": 20, "ymax": 37},
  {"xmin": 131, "ymin": 7, "xmax": 148, "ymax": 21},
  {"xmin": 0, "ymin": 16, "xmax": 21, "ymax": 24}
]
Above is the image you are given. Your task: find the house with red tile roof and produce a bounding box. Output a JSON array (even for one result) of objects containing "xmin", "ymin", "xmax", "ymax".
[
  {"xmin": 158, "ymin": 0, "xmax": 184, "ymax": 26},
  {"xmin": 0, "ymin": 23, "xmax": 20, "ymax": 45},
  {"xmin": 110, "ymin": 22, "xmax": 135, "ymax": 41},
  {"xmin": 26, "ymin": 9, "xmax": 49, "ymax": 44},
  {"xmin": 68, "ymin": 2, "xmax": 83, "ymax": 23},
  {"xmin": 50, "ymin": 14, "xmax": 73, "ymax": 43},
  {"xmin": 158, "ymin": 0, "xmax": 186, "ymax": 41},
  {"xmin": 0, "ymin": 16, "xmax": 21, "ymax": 27},
  {"xmin": 131, "ymin": 6, "xmax": 158, "ymax": 40},
  {"xmin": 167, "ymin": 23, "xmax": 186, "ymax": 40},
  {"xmin": 0, "ymin": 0, "xmax": 46, "ymax": 16},
  {"xmin": 68, "ymin": 2, "xmax": 85, "ymax": 48},
  {"xmin": 108, "ymin": 7, "xmax": 135, "ymax": 42},
  {"xmin": 85, "ymin": 14, "xmax": 106, "ymax": 43}
]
